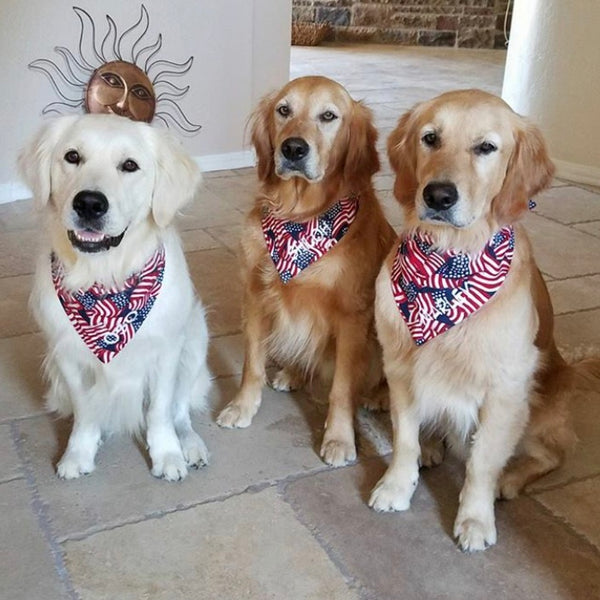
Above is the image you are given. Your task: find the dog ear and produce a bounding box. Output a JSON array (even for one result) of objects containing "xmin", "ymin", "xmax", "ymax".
[
  {"xmin": 387, "ymin": 109, "xmax": 418, "ymax": 208},
  {"xmin": 18, "ymin": 116, "xmax": 78, "ymax": 208},
  {"xmin": 492, "ymin": 119, "xmax": 555, "ymax": 224},
  {"xmin": 343, "ymin": 101, "xmax": 380, "ymax": 183},
  {"xmin": 249, "ymin": 92, "xmax": 276, "ymax": 182},
  {"xmin": 151, "ymin": 129, "xmax": 202, "ymax": 228}
]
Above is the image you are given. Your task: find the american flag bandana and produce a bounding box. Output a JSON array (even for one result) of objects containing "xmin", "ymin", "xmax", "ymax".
[
  {"xmin": 391, "ymin": 227, "xmax": 515, "ymax": 346},
  {"xmin": 261, "ymin": 196, "xmax": 359, "ymax": 283},
  {"xmin": 51, "ymin": 247, "xmax": 166, "ymax": 364}
]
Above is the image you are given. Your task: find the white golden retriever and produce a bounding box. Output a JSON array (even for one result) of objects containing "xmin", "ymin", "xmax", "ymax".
[{"xmin": 19, "ymin": 114, "xmax": 210, "ymax": 481}]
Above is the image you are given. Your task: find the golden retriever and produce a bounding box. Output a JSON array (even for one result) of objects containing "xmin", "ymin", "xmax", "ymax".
[
  {"xmin": 216, "ymin": 76, "xmax": 395, "ymax": 466},
  {"xmin": 19, "ymin": 114, "xmax": 210, "ymax": 481},
  {"xmin": 369, "ymin": 89, "xmax": 600, "ymax": 551}
]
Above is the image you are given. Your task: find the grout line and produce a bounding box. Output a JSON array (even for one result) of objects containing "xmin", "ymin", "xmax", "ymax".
[
  {"xmin": 0, "ymin": 411, "xmax": 50, "ymax": 426},
  {"xmin": 554, "ymin": 306, "xmax": 600, "ymax": 317},
  {"xmin": 545, "ymin": 272, "xmax": 600, "ymax": 283},
  {"xmin": 528, "ymin": 471, "xmax": 600, "ymax": 496},
  {"xmin": 56, "ymin": 464, "xmax": 333, "ymax": 544},
  {"xmin": 9, "ymin": 421, "xmax": 81, "ymax": 600},
  {"xmin": 528, "ymin": 494, "xmax": 600, "ymax": 558},
  {"xmin": 0, "ymin": 474, "xmax": 26, "ymax": 485}
]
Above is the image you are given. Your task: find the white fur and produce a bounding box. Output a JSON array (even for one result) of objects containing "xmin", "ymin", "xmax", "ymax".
[{"xmin": 20, "ymin": 114, "xmax": 210, "ymax": 481}]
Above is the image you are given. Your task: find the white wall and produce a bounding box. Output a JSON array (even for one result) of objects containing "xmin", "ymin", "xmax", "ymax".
[
  {"xmin": 502, "ymin": 0, "xmax": 600, "ymax": 185},
  {"xmin": 0, "ymin": 0, "xmax": 291, "ymax": 202}
]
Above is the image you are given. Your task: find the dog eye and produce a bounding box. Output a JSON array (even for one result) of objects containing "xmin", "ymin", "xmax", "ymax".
[
  {"xmin": 120, "ymin": 159, "xmax": 140, "ymax": 173},
  {"xmin": 64, "ymin": 150, "xmax": 81, "ymax": 165},
  {"xmin": 320, "ymin": 111, "xmax": 338, "ymax": 122},
  {"xmin": 474, "ymin": 141, "xmax": 498, "ymax": 155},
  {"xmin": 421, "ymin": 132, "xmax": 438, "ymax": 148},
  {"xmin": 276, "ymin": 105, "xmax": 291, "ymax": 117}
]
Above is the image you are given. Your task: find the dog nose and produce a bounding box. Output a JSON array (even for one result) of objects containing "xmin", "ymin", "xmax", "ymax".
[
  {"xmin": 72, "ymin": 191, "xmax": 109, "ymax": 220},
  {"xmin": 423, "ymin": 182, "xmax": 458, "ymax": 211},
  {"xmin": 281, "ymin": 137, "xmax": 309, "ymax": 162}
]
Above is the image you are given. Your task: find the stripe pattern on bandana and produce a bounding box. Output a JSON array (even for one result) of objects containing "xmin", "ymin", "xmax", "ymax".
[
  {"xmin": 52, "ymin": 247, "xmax": 166, "ymax": 364},
  {"xmin": 391, "ymin": 227, "xmax": 514, "ymax": 346},
  {"xmin": 261, "ymin": 196, "xmax": 359, "ymax": 283}
]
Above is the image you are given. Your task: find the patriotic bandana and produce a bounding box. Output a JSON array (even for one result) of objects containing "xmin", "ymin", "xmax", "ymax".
[
  {"xmin": 391, "ymin": 227, "xmax": 515, "ymax": 346},
  {"xmin": 51, "ymin": 247, "xmax": 166, "ymax": 364},
  {"xmin": 261, "ymin": 196, "xmax": 359, "ymax": 283}
]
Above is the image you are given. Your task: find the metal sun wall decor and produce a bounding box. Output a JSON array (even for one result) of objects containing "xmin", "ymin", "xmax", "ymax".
[{"xmin": 29, "ymin": 5, "xmax": 201, "ymax": 134}]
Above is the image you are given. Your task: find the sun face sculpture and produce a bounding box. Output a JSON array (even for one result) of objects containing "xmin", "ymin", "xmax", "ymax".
[{"xmin": 29, "ymin": 5, "xmax": 201, "ymax": 133}]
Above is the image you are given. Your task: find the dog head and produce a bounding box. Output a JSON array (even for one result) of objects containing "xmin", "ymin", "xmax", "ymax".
[
  {"xmin": 19, "ymin": 114, "xmax": 201, "ymax": 254},
  {"xmin": 387, "ymin": 89, "xmax": 555, "ymax": 231},
  {"xmin": 250, "ymin": 76, "xmax": 379, "ymax": 188}
]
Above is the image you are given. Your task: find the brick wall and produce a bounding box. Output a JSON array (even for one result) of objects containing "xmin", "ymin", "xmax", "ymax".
[{"xmin": 292, "ymin": 0, "xmax": 512, "ymax": 49}]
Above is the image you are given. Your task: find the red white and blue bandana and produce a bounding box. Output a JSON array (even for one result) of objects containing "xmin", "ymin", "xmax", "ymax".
[
  {"xmin": 262, "ymin": 196, "xmax": 359, "ymax": 283},
  {"xmin": 51, "ymin": 247, "xmax": 166, "ymax": 364},
  {"xmin": 391, "ymin": 227, "xmax": 514, "ymax": 346}
]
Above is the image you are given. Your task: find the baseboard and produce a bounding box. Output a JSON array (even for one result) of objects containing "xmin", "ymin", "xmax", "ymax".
[
  {"xmin": 0, "ymin": 150, "xmax": 256, "ymax": 205},
  {"xmin": 195, "ymin": 150, "xmax": 255, "ymax": 172},
  {"xmin": 553, "ymin": 158, "xmax": 600, "ymax": 187}
]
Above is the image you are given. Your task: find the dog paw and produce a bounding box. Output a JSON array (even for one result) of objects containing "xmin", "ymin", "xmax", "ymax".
[
  {"xmin": 496, "ymin": 472, "xmax": 523, "ymax": 500},
  {"xmin": 216, "ymin": 402, "xmax": 256, "ymax": 429},
  {"xmin": 368, "ymin": 473, "xmax": 417, "ymax": 512},
  {"xmin": 419, "ymin": 436, "xmax": 445, "ymax": 468},
  {"xmin": 270, "ymin": 369, "xmax": 302, "ymax": 392},
  {"xmin": 453, "ymin": 515, "xmax": 497, "ymax": 552},
  {"xmin": 180, "ymin": 432, "xmax": 209, "ymax": 468},
  {"xmin": 56, "ymin": 453, "xmax": 95, "ymax": 480},
  {"xmin": 320, "ymin": 437, "xmax": 357, "ymax": 467},
  {"xmin": 151, "ymin": 452, "xmax": 188, "ymax": 482},
  {"xmin": 360, "ymin": 393, "xmax": 390, "ymax": 412}
]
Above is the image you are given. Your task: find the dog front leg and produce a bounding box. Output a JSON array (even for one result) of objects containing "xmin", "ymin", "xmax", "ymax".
[
  {"xmin": 369, "ymin": 370, "xmax": 421, "ymax": 511},
  {"xmin": 454, "ymin": 391, "xmax": 530, "ymax": 552},
  {"xmin": 320, "ymin": 316, "xmax": 369, "ymax": 467},
  {"xmin": 217, "ymin": 297, "xmax": 269, "ymax": 428},
  {"xmin": 147, "ymin": 343, "xmax": 189, "ymax": 481}
]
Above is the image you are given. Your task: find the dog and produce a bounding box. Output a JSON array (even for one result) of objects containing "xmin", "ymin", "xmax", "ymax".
[
  {"xmin": 19, "ymin": 113, "xmax": 211, "ymax": 481},
  {"xmin": 368, "ymin": 89, "xmax": 600, "ymax": 551},
  {"xmin": 216, "ymin": 76, "xmax": 395, "ymax": 466}
]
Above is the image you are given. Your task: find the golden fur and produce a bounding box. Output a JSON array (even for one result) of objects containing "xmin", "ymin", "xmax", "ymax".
[
  {"xmin": 369, "ymin": 89, "xmax": 600, "ymax": 551},
  {"xmin": 217, "ymin": 76, "xmax": 395, "ymax": 466}
]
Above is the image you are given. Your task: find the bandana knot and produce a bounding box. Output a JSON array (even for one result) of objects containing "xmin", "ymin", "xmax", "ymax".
[
  {"xmin": 261, "ymin": 195, "xmax": 359, "ymax": 283},
  {"xmin": 391, "ymin": 227, "xmax": 514, "ymax": 345},
  {"xmin": 52, "ymin": 246, "xmax": 165, "ymax": 363}
]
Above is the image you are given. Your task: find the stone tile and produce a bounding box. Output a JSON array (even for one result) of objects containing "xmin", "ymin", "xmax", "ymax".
[
  {"xmin": 0, "ymin": 333, "xmax": 46, "ymax": 422},
  {"xmin": 179, "ymin": 227, "xmax": 222, "ymax": 253},
  {"xmin": 0, "ymin": 197, "xmax": 40, "ymax": 232},
  {"xmin": 208, "ymin": 333, "xmax": 244, "ymax": 377},
  {"xmin": 535, "ymin": 476, "xmax": 600, "ymax": 551},
  {"xmin": 177, "ymin": 189, "xmax": 246, "ymax": 230},
  {"xmin": 573, "ymin": 221, "xmax": 600, "ymax": 238},
  {"xmin": 16, "ymin": 377, "xmax": 328, "ymax": 539},
  {"xmin": 63, "ymin": 487, "xmax": 358, "ymax": 600},
  {"xmin": 205, "ymin": 224, "xmax": 243, "ymax": 254},
  {"xmin": 0, "ymin": 479, "xmax": 69, "ymax": 600},
  {"xmin": 554, "ymin": 309, "xmax": 600, "ymax": 349},
  {"xmin": 204, "ymin": 177, "xmax": 258, "ymax": 212},
  {"xmin": 284, "ymin": 461, "xmax": 600, "ymax": 600},
  {"xmin": 524, "ymin": 213, "xmax": 600, "ymax": 278},
  {"xmin": 527, "ymin": 386, "xmax": 600, "ymax": 492},
  {"xmin": 0, "ymin": 229, "xmax": 39, "ymax": 277},
  {"xmin": 187, "ymin": 248, "xmax": 242, "ymax": 337},
  {"xmin": 547, "ymin": 274, "xmax": 600, "ymax": 315},
  {"xmin": 0, "ymin": 273, "xmax": 38, "ymax": 338},
  {"xmin": 535, "ymin": 186, "xmax": 600, "ymax": 224},
  {"xmin": 0, "ymin": 424, "xmax": 22, "ymax": 482}
]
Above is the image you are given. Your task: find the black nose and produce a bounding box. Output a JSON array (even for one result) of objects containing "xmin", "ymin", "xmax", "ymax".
[
  {"xmin": 423, "ymin": 182, "xmax": 458, "ymax": 211},
  {"xmin": 281, "ymin": 137, "xmax": 309, "ymax": 162},
  {"xmin": 72, "ymin": 190, "xmax": 108, "ymax": 221}
]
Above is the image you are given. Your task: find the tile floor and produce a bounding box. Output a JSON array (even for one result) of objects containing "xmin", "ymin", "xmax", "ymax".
[{"xmin": 1, "ymin": 44, "xmax": 600, "ymax": 600}]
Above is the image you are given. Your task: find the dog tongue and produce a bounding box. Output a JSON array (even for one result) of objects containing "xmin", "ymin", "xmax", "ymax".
[{"xmin": 75, "ymin": 230, "xmax": 106, "ymax": 242}]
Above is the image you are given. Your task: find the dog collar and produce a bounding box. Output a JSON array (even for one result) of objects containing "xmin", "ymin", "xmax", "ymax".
[
  {"xmin": 261, "ymin": 195, "xmax": 359, "ymax": 283},
  {"xmin": 51, "ymin": 246, "xmax": 166, "ymax": 364},
  {"xmin": 390, "ymin": 227, "xmax": 515, "ymax": 345}
]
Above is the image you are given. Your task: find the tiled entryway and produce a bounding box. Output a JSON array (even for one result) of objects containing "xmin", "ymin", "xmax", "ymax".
[{"xmin": 1, "ymin": 44, "xmax": 599, "ymax": 599}]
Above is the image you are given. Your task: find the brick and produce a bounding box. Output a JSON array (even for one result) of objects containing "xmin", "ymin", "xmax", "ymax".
[{"xmin": 418, "ymin": 29, "xmax": 457, "ymax": 46}]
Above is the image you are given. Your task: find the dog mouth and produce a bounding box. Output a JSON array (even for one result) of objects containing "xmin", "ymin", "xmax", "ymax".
[{"xmin": 67, "ymin": 229, "xmax": 126, "ymax": 253}]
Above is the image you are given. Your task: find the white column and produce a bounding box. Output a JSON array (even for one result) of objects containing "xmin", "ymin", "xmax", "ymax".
[{"xmin": 502, "ymin": 0, "xmax": 600, "ymax": 185}]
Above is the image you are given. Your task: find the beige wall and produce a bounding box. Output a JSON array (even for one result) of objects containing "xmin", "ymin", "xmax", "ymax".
[
  {"xmin": 502, "ymin": 0, "xmax": 600, "ymax": 185},
  {"xmin": 0, "ymin": 0, "xmax": 291, "ymax": 202}
]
